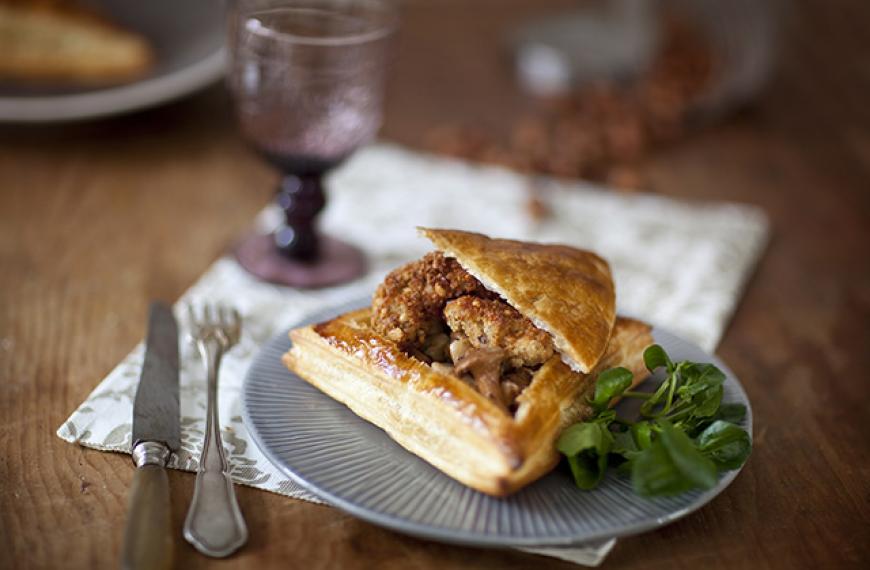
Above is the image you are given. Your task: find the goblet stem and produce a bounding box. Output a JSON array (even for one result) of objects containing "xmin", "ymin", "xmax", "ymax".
[{"xmin": 274, "ymin": 173, "xmax": 326, "ymax": 261}]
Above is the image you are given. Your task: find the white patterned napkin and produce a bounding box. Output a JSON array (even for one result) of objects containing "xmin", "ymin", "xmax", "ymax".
[{"xmin": 57, "ymin": 144, "xmax": 768, "ymax": 566}]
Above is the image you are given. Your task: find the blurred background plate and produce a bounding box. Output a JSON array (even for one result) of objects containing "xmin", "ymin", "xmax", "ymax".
[
  {"xmin": 0, "ymin": 0, "xmax": 225, "ymax": 122},
  {"xmin": 242, "ymin": 301, "xmax": 753, "ymax": 547}
]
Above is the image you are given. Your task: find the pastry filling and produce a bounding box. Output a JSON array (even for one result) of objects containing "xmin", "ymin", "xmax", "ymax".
[{"xmin": 372, "ymin": 252, "xmax": 554, "ymax": 412}]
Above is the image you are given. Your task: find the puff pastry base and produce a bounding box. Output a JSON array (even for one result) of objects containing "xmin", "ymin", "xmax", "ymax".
[{"xmin": 284, "ymin": 308, "xmax": 652, "ymax": 496}]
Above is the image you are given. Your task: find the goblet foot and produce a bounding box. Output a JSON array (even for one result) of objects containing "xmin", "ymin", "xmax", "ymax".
[{"xmin": 233, "ymin": 232, "xmax": 366, "ymax": 288}]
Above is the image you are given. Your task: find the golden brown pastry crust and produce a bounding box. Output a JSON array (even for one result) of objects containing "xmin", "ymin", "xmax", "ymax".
[
  {"xmin": 285, "ymin": 309, "xmax": 652, "ymax": 496},
  {"xmin": 418, "ymin": 228, "xmax": 616, "ymax": 373}
]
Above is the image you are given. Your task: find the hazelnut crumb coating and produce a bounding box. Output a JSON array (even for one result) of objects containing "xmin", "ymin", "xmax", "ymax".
[
  {"xmin": 444, "ymin": 295, "xmax": 554, "ymax": 369},
  {"xmin": 371, "ymin": 252, "xmax": 494, "ymax": 349}
]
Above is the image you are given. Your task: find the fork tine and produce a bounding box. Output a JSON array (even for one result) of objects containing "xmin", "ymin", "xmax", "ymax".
[{"xmin": 185, "ymin": 302, "xmax": 241, "ymax": 346}]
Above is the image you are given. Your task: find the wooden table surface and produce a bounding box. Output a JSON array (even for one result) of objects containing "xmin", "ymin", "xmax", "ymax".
[{"xmin": 1, "ymin": 1, "xmax": 868, "ymax": 568}]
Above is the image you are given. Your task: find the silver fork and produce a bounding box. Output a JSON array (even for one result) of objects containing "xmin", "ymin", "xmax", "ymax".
[{"xmin": 183, "ymin": 304, "xmax": 248, "ymax": 557}]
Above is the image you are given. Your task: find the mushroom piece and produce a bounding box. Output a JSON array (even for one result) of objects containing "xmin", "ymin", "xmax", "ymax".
[
  {"xmin": 430, "ymin": 362, "xmax": 455, "ymax": 377},
  {"xmin": 448, "ymin": 336, "xmax": 471, "ymax": 362},
  {"xmin": 454, "ymin": 346, "xmax": 507, "ymax": 410},
  {"xmin": 501, "ymin": 367, "xmax": 534, "ymax": 410}
]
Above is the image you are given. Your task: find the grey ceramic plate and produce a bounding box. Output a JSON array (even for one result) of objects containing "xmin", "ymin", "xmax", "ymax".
[
  {"xmin": 0, "ymin": 0, "xmax": 224, "ymax": 122},
  {"xmin": 243, "ymin": 301, "xmax": 752, "ymax": 547}
]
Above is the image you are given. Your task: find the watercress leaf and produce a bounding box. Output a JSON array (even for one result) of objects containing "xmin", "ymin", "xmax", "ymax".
[
  {"xmin": 595, "ymin": 409, "xmax": 617, "ymax": 425},
  {"xmin": 697, "ymin": 420, "xmax": 752, "ymax": 470},
  {"xmin": 557, "ymin": 423, "xmax": 598, "ymax": 456},
  {"xmin": 632, "ymin": 419, "xmax": 723, "ymax": 498},
  {"xmin": 631, "ymin": 438, "xmax": 697, "ymax": 496},
  {"xmin": 632, "ymin": 421, "xmax": 653, "ymax": 450},
  {"xmin": 714, "ymin": 403, "xmax": 747, "ymax": 424},
  {"xmin": 658, "ymin": 420, "xmax": 718, "ymax": 490},
  {"xmin": 677, "ymin": 363, "xmax": 725, "ymax": 398},
  {"xmin": 612, "ymin": 430, "xmax": 639, "ymax": 455},
  {"xmin": 693, "ymin": 384, "xmax": 724, "ymax": 418},
  {"xmin": 682, "ymin": 417, "xmax": 709, "ymax": 438},
  {"xmin": 700, "ymin": 363, "xmax": 726, "ymax": 384},
  {"xmin": 566, "ymin": 451, "xmax": 609, "ymax": 490},
  {"xmin": 640, "ymin": 375, "xmax": 673, "ymax": 416},
  {"xmin": 643, "ymin": 344, "xmax": 672, "ymax": 372},
  {"xmin": 557, "ymin": 422, "xmax": 613, "ymax": 456},
  {"xmin": 592, "ymin": 367, "xmax": 634, "ymax": 410},
  {"xmin": 559, "ymin": 423, "xmax": 614, "ymax": 490}
]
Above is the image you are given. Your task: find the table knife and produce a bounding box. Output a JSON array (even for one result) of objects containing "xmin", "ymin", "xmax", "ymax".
[{"xmin": 121, "ymin": 302, "xmax": 180, "ymax": 570}]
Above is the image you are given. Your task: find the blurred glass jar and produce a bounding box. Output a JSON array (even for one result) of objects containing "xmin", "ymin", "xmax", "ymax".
[
  {"xmin": 669, "ymin": 0, "xmax": 780, "ymax": 118},
  {"xmin": 514, "ymin": 0, "xmax": 782, "ymax": 118}
]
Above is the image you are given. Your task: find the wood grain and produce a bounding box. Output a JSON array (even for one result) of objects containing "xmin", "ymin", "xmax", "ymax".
[{"xmin": 1, "ymin": 1, "xmax": 869, "ymax": 569}]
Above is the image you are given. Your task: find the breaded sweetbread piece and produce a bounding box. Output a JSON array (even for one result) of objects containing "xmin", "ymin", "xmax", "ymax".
[
  {"xmin": 371, "ymin": 251, "xmax": 493, "ymax": 349},
  {"xmin": 444, "ymin": 295, "xmax": 554, "ymax": 368}
]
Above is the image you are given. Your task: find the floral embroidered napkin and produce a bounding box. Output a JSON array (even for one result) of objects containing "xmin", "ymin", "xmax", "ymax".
[{"xmin": 57, "ymin": 143, "xmax": 768, "ymax": 566}]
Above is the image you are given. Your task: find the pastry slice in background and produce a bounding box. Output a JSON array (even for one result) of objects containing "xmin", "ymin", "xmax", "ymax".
[{"xmin": 0, "ymin": 0, "xmax": 153, "ymax": 84}]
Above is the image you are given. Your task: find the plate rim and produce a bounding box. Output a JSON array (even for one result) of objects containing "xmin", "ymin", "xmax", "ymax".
[
  {"xmin": 242, "ymin": 304, "xmax": 753, "ymax": 547},
  {"xmin": 0, "ymin": 48, "xmax": 225, "ymax": 123}
]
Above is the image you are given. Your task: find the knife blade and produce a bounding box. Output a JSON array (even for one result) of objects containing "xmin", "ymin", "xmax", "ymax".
[
  {"xmin": 122, "ymin": 301, "xmax": 179, "ymax": 570},
  {"xmin": 132, "ymin": 302, "xmax": 180, "ymax": 451}
]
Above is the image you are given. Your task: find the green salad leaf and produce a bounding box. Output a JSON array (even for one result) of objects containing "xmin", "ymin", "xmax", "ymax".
[
  {"xmin": 631, "ymin": 421, "xmax": 653, "ymax": 450},
  {"xmin": 631, "ymin": 420, "xmax": 718, "ymax": 496},
  {"xmin": 713, "ymin": 402, "xmax": 747, "ymax": 424},
  {"xmin": 591, "ymin": 367, "xmax": 633, "ymax": 411},
  {"xmin": 697, "ymin": 420, "xmax": 752, "ymax": 470},
  {"xmin": 643, "ymin": 344, "xmax": 673, "ymax": 373},
  {"xmin": 557, "ymin": 422, "xmax": 613, "ymax": 489},
  {"xmin": 558, "ymin": 344, "xmax": 751, "ymax": 498}
]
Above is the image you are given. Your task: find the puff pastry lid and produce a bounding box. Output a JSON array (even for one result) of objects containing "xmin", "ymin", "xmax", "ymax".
[{"xmin": 419, "ymin": 227, "xmax": 616, "ymax": 373}]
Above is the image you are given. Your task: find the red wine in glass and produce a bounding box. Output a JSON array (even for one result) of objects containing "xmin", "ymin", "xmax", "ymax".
[{"xmin": 228, "ymin": 1, "xmax": 396, "ymax": 287}]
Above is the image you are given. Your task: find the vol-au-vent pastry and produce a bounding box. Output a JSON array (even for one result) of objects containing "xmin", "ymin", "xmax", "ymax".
[{"xmin": 284, "ymin": 228, "xmax": 654, "ymax": 496}]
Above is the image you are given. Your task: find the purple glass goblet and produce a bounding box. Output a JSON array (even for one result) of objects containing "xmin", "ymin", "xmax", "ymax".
[{"xmin": 228, "ymin": 0, "xmax": 396, "ymax": 287}]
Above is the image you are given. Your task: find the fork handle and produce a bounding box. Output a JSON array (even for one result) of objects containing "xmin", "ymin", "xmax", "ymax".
[{"xmin": 184, "ymin": 339, "xmax": 248, "ymax": 557}]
